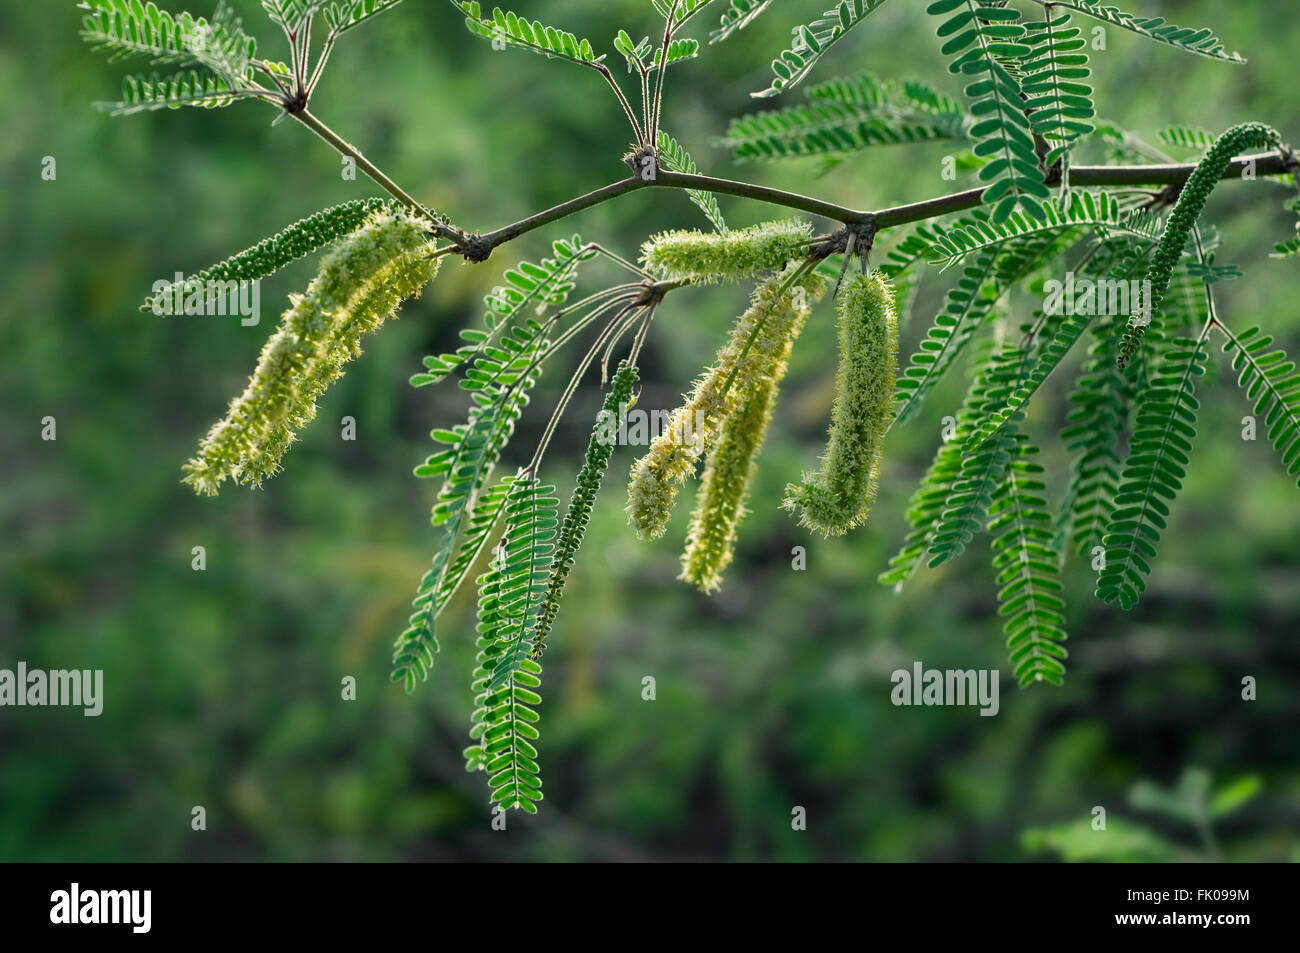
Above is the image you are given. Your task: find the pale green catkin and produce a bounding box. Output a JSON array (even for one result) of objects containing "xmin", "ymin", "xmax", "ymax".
[
  {"xmin": 782, "ymin": 273, "xmax": 898, "ymax": 537},
  {"xmin": 183, "ymin": 209, "xmax": 440, "ymax": 495},
  {"xmin": 679, "ymin": 377, "xmax": 781, "ymax": 593},
  {"xmin": 640, "ymin": 219, "xmax": 814, "ymax": 284},
  {"xmin": 627, "ymin": 272, "xmax": 825, "ymax": 540}
]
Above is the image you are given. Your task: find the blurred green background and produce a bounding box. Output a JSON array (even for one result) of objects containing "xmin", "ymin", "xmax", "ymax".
[{"xmin": 1, "ymin": 0, "xmax": 1297, "ymax": 861}]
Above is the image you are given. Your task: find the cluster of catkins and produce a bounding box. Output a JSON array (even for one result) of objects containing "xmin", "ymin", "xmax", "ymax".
[
  {"xmin": 183, "ymin": 207, "xmax": 440, "ymax": 494},
  {"xmin": 628, "ymin": 220, "xmax": 899, "ymax": 593}
]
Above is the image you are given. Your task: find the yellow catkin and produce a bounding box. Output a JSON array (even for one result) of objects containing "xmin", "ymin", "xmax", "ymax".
[
  {"xmin": 782, "ymin": 272, "xmax": 897, "ymax": 536},
  {"xmin": 183, "ymin": 209, "xmax": 439, "ymax": 494},
  {"xmin": 641, "ymin": 219, "xmax": 814, "ymax": 284},
  {"xmin": 627, "ymin": 271, "xmax": 825, "ymax": 540},
  {"xmin": 679, "ymin": 375, "xmax": 779, "ymax": 593}
]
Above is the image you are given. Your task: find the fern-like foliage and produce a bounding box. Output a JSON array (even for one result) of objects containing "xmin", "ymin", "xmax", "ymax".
[
  {"xmin": 1272, "ymin": 232, "xmax": 1300, "ymax": 261},
  {"xmin": 481, "ymin": 477, "xmax": 558, "ymax": 690},
  {"xmin": 1021, "ymin": 10, "xmax": 1095, "ymax": 169},
  {"xmin": 990, "ymin": 434, "xmax": 1068, "ymax": 685},
  {"xmin": 1046, "ymin": 236, "xmax": 1156, "ymax": 557},
  {"xmin": 394, "ymin": 237, "xmax": 592, "ymax": 692},
  {"xmin": 463, "ymin": 475, "xmax": 556, "ymax": 812},
  {"xmin": 1053, "ymin": 1, "xmax": 1246, "ymax": 64},
  {"xmin": 927, "ymin": 0, "xmax": 1049, "ymax": 222},
  {"xmin": 80, "ymin": 0, "xmax": 261, "ymax": 113},
  {"xmin": 1219, "ymin": 325, "xmax": 1300, "ymax": 486},
  {"xmin": 964, "ymin": 307, "xmax": 1094, "ymax": 452},
  {"xmin": 892, "ymin": 246, "xmax": 1001, "ymax": 427},
  {"xmin": 656, "ymin": 130, "xmax": 728, "ymax": 233},
  {"xmin": 532, "ymin": 361, "xmax": 639, "ymax": 659},
  {"xmin": 1158, "ymin": 125, "xmax": 1216, "ymax": 153},
  {"xmin": 925, "ymin": 341, "xmax": 1025, "ymax": 566},
  {"xmin": 319, "ymin": 0, "xmax": 405, "ymax": 36},
  {"xmin": 1059, "ymin": 313, "xmax": 1131, "ymax": 558},
  {"xmin": 893, "ymin": 225, "xmax": 1072, "ymax": 428},
  {"xmin": 261, "ymin": 0, "xmax": 403, "ymax": 37},
  {"xmin": 103, "ymin": 68, "xmax": 245, "ymax": 114},
  {"xmin": 1097, "ymin": 330, "xmax": 1212, "ymax": 609},
  {"xmin": 722, "ymin": 71, "xmax": 968, "ymax": 162},
  {"xmin": 142, "ymin": 198, "xmax": 399, "ymax": 312},
  {"xmin": 709, "ymin": 0, "xmax": 775, "ymax": 44},
  {"xmin": 455, "ymin": 2, "xmax": 603, "ymax": 67},
  {"xmin": 753, "ymin": 0, "xmax": 893, "ymax": 99},
  {"xmin": 919, "ymin": 191, "xmax": 1128, "ymax": 267},
  {"xmin": 879, "ymin": 337, "xmax": 998, "ymax": 587}
]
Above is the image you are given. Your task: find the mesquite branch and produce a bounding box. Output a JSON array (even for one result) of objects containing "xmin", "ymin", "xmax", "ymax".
[{"xmin": 288, "ymin": 110, "xmax": 1294, "ymax": 264}]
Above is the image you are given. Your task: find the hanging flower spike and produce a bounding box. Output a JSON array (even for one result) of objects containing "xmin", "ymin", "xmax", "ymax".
[
  {"xmin": 783, "ymin": 272, "xmax": 897, "ymax": 537},
  {"xmin": 627, "ymin": 270, "xmax": 826, "ymax": 539},
  {"xmin": 183, "ymin": 208, "xmax": 441, "ymax": 494}
]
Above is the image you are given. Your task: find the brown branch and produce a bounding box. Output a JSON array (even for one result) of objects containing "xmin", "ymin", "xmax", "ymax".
[{"xmin": 285, "ymin": 106, "xmax": 1294, "ymax": 261}]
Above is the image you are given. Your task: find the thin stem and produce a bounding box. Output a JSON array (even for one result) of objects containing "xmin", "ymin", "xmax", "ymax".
[
  {"xmin": 528, "ymin": 302, "xmax": 645, "ymax": 472},
  {"xmin": 289, "ymin": 108, "xmax": 465, "ymax": 244},
  {"xmin": 648, "ymin": 5, "xmax": 676, "ymax": 148},
  {"xmin": 599, "ymin": 305, "xmax": 649, "ymax": 381},
  {"xmin": 306, "ymin": 31, "xmax": 338, "ymax": 96},
  {"xmin": 588, "ymin": 242, "xmax": 652, "ymax": 278},
  {"xmin": 596, "ymin": 65, "xmax": 646, "ymax": 146},
  {"xmin": 639, "ymin": 66, "xmax": 652, "ymax": 143},
  {"xmin": 627, "ymin": 305, "xmax": 656, "ymax": 367}
]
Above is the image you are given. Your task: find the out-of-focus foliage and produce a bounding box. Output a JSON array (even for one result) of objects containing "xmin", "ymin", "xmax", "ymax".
[{"xmin": 1, "ymin": 1, "xmax": 1298, "ymax": 861}]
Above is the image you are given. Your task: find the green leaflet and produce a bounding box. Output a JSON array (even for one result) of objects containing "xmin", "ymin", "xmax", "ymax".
[
  {"xmin": 482, "ymin": 477, "xmax": 558, "ymax": 690},
  {"xmin": 532, "ymin": 361, "xmax": 640, "ymax": 658},
  {"xmin": 627, "ymin": 271, "xmax": 826, "ymax": 540},
  {"xmin": 1117, "ymin": 122, "xmax": 1282, "ymax": 367},
  {"xmin": 925, "ymin": 341, "xmax": 1027, "ymax": 567},
  {"xmin": 465, "ymin": 475, "xmax": 557, "ymax": 813},
  {"xmin": 1219, "ymin": 325, "xmax": 1300, "ymax": 486},
  {"xmin": 1021, "ymin": 11, "xmax": 1095, "ymax": 170},
  {"xmin": 1097, "ymin": 330, "xmax": 1212, "ymax": 609},
  {"xmin": 891, "ymin": 242, "xmax": 997, "ymax": 427},
  {"xmin": 1053, "ymin": 1, "xmax": 1246, "ymax": 64},
  {"xmin": 752, "ymin": 1, "xmax": 893, "ymax": 98},
  {"xmin": 892, "ymin": 221, "xmax": 1089, "ymax": 431},
  {"xmin": 183, "ymin": 207, "xmax": 439, "ymax": 495},
  {"xmin": 82, "ymin": 0, "xmax": 264, "ymax": 114},
  {"xmin": 926, "ymin": 0, "xmax": 1049, "ymax": 223},
  {"xmin": 963, "ymin": 307, "xmax": 1093, "ymax": 453},
  {"xmin": 919, "ymin": 192, "xmax": 1130, "ymax": 269},
  {"xmin": 878, "ymin": 338, "xmax": 995, "ymax": 589},
  {"xmin": 640, "ymin": 219, "xmax": 813, "ymax": 284},
  {"xmin": 455, "ymin": 2, "xmax": 603, "ymax": 67},
  {"xmin": 394, "ymin": 236, "xmax": 592, "ymax": 693},
  {"xmin": 141, "ymin": 199, "xmax": 400, "ymax": 313},
  {"xmin": 990, "ymin": 436, "xmax": 1068, "ymax": 687},
  {"xmin": 721, "ymin": 71, "xmax": 967, "ymax": 163},
  {"xmin": 783, "ymin": 273, "xmax": 897, "ymax": 537},
  {"xmin": 1059, "ymin": 313, "xmax": 1131, "ymax": 559},
  {"xmin": 656, "ymin": 130, "xmax": 728, "ymax": 234},
  {"xmin": 710, "ymin": 0, "xmax": 776, "ymax": 44}
]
